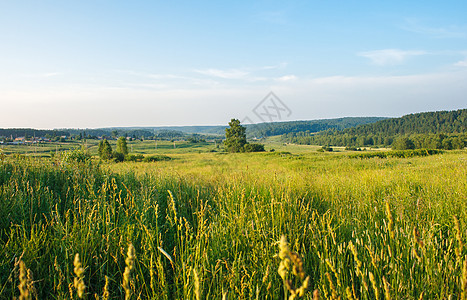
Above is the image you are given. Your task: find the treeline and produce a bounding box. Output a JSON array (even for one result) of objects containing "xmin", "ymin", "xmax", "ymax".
[
  {"xmin": 285, "ymin": 132, "xmax": 467, "ymax": 150},
  {"xmin": 0, "ymin": 127, "xmax": 200, "ymax": 142},
  {"xmin": 65, "ymin": 128, "xmax": 187, "ymax": 140},
  {"xmin": 283, "ymin": 109, "xmax": 467, "ymax": 149},
  {"xmin": 0, "ymin": 128, "xmax": 68, "ymax": 139},
  {"xmin": 246, "ymin": 117, "xmax": 386, "ymax": 138}
]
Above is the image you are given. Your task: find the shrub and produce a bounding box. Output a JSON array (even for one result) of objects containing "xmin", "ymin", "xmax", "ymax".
[
  {"xmin": 124, "ymin": 154, "xmax": 144, "ymax": 162},
  {"xmin": 112, "ymin": 151, "xmax": 125, "ymax": 162},
  {"xmin": 142, "ymin": 155, "xmax": 172, "ymax": 162},
  {"xmin": 63, "ymin": 149, "xmax": 91, "ymax": 163},
  {"xmin": 349, "ymin": 149, "xmax": 443, "ymax": 159},
  {"xmin": 243, "ymin": 143, "xmax": 265, "ymax": 152}
]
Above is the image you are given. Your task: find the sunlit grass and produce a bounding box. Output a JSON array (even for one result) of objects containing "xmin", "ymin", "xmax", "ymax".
[{"xmin": 0, "ymin": 149, "xmax": 466, "ymax": 298}]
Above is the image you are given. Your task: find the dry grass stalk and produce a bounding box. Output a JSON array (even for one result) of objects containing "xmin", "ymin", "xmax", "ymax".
[
  {"xmin": 383, "ymin": 276, "xmax": 391, "ymax": 300},
  {"xmin": 73, "ymin": 254, "xmax": 86, "ymax": 299},
  {"xmin": 454, "ymin": 216, "xmax": 464, "ymax": 261},
  {"xmin": 369, "ymin": 272, "xmax": 379, "ymax": 300},
  {"xmin": 461, "ymin": 258, "xmax": 467, "ymax": 300},
  {"xmin": 312, "ymin": 289, "xmax": 319, "ymax": 300},
  {"xmin": 278, "ymin": 235, "xmax": 310, "ymax": 299},
  {"xmin": 18, "ymin": 261, "xmax": 30, "ymax": 300},
  {"xmin": 102, "ymin": 275, "xmax": 110, "ymax": 300},
  {"xmin": 193, "ymin": 268, "xmax": 200, "ymax": 300},
  {"xmin": 385, "ymin": 201, "xmax": 395, "ymax": 239},
  {"xmin": 123, "ymin": 244, "xmax": 136, "ymax": 300}
]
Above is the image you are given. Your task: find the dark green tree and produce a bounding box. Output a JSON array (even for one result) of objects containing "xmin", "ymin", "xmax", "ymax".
[
  {"xmin": 116, "ymin": 137, "xmax": 129, "ymax": 156},
  {"xmin": 98, "ymin": 139, "xmax": 113, "ymax": 160},
  {"xmin": 243, "ymin": 143, "xmax": 265, "ymax": 152},
  {"xmin": 392, "ymin": 137, "xmax": 415, "ymax": 150},
  {"xmin": 224, "ymin": 119, "xmax": 247, "ymax": 152}
]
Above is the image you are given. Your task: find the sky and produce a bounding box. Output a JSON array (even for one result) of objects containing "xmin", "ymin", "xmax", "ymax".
[{"xmin": 1, "ymin": 0, "xmax": 466, "ymax": 129}]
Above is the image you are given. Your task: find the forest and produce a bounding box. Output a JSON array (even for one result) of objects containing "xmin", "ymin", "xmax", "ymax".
[{"xmin": 282, "ymin": 109, "xmax": 467, "ymax": 149}]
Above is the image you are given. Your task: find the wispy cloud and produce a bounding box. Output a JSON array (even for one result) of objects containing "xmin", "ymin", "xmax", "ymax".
[
  {"xmin": 401, "ymin": 18, "xmax": 467, "ymax": 39},
  {"xmin": 358, "ymin": 49, "xmax": 426, "ymax": 66},
  {"xmin": 194, "ymin": 68, "xmax": 249, "ymax": 79},
  {"xmin": 193, "ymin": 63, "xmax": 292, "ymax": 82},
  {"xmin": 20, "ymin": 72, "xmax": 63, "ymax": 78},
  {"xmin": 3, "ymin": 69, "xmax": 467, "ymax": 128},
  {"xmin": 115, "ymin": 70, "xmax": 187, "ymax": 80},
  {"xmin": 261, "ymin": 62, "xmax": 288, "ymax": 70},
  {"xmin": 455, "ymin": 59, "xmax": 467, "ymax": 67},
  {"xmin": 454, "ymin": 57, "xmax": 467, "ymax": 67},
  {"xmin": 276, "ymin": 75, "xmax": 297, "ymax": 82}
]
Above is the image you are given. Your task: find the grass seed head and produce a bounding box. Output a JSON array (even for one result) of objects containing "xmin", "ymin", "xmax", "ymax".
[
  {"xmin": 18, "ymin": 261, "xmax": 30, "ymax": 300},
  {"xmin": 73, "ymin": 254, "xmax": 86, "ymax": 299},
  {"xmin": 123, "ymin": 244, "xmax": 136, "ymax": 300}
]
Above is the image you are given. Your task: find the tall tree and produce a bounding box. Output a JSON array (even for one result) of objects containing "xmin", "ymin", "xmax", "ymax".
[
  {"xmin": 116, "ymin": 137, "xmax": 129, "ymax": 156},
  {"xmin": 224, "ymin": 119, "xmax": 247, "ymax": 152},
  {"xmin": 99, "ymin": 139, "xmax": 113, "ymax": 160}
]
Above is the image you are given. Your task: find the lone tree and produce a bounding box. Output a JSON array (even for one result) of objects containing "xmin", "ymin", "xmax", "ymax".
[
  {"xmin": 224, "ymin": 119, "xmax": 247, "ymax": 152},
  {"xmin": 98, "ymin": 139, "xmax": 113, "ymax": 160},
  {"xmin": 116, "ymin": 137, "xmax": 129, "ymax": 156}
]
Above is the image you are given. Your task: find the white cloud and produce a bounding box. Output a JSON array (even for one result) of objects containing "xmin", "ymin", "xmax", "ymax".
[
  {"xmin": 261, "ymin": 62, "xmax": 288, "ymax": 70},
  {"xmin": 401, "ymin": 18, "xmax": 467, "ymax": 39},
  {"xmin": 194, "ymin": 68, "xmax": 249, "ymax": 79},
  {"xmin": 276, "ymin": 75, "xmax": 297, "ymax": 81},
  {"xmin": 358, "ymin": 49, "xmax": 426, "ymax": 66},
  {"xmin": 3, "ymin": 65, "xmax": 466, "ymax": 128},
  {"xmin": 454, "ymin": 58, "xmax": 467, "ymax": 67},
  {"xmin": 269, "ymin": 71, "xmax": 467, "ymax": 120}
]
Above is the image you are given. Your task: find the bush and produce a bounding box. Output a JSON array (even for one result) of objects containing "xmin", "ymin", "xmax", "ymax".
[
  {"xmin": 125, "ymin": 154, "xmax": 144, "ymax": 162},
  {"xmin": 112, "ymin": 151, "xmax": 125, "ymax": 162},
  {"xmin": 243, "ymin": 143, "xmax": 265, "ymax": 152},
  {"xmin": 142, "ymin": 155, "xmax": 172, "ymax": 162},
  {"xmin": 63, "ymin": 149, "xmax": 91, "ymax": 163},
  {"xmin": 349, "ymin": 149, "xmax": 443, "ymax": 159}
]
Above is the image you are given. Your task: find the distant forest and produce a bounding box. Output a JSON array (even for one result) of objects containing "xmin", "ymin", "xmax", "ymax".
[
  {"xmin": 0, "ymin": 117, "xmax": 386, "ymax": 140},
  {"xmin": 283, "ymin": 109, "xmax": 467, "ymax": 150},
  {"xmin": 244, "ymin": 117, "xmax": 386, "ymax": 138},
  {"xmin": 0, "ymin": 128, "xmax": 69, "ymax": 139},
  {"xmin": 2, "ymin": 110, "xmax": 465, "ymax": 150}
]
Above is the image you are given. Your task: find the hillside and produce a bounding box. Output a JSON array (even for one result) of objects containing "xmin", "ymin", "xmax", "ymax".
[
  {"xmin": 93, "ymin": 117, "xmax": 387, "ymax": 138},
  {"xmin": 283, "ymin": 108, "xmax": 467, "ymax": 149},
  {"xmin": 245, "ymin": 117, "xmax": 386, "ymax": 138},
  {"xmin": 0, "ymin": 117, "xmax": 386, "ymax": 141}
]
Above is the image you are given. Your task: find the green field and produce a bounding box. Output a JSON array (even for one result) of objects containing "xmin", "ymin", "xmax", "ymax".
[{"xmin": 0, "ymin": 143, "xmax": 466, "ymax": 299}]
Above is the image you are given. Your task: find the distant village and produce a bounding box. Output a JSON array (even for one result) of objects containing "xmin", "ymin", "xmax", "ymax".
[
  {"xmin": 0, "ymin": 133, "xmax": 129, "ymax": 145},
  {"xmin": 0, "ymin": 135, "xmax": 143, "ymax": 145},
  {"xmin": 0, "ymin": 130, "xmax": 216, "ymax": 146}
]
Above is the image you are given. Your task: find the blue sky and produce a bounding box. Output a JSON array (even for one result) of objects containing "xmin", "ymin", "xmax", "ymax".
[{"xmin": 1, "ymin": 1, "xmax": 466, "ymax": 128}]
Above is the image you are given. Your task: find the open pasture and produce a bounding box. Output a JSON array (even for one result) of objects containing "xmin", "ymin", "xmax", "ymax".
[{"xmin": 0, "ymin": 148, "xmax": 466, "ymax": 299}]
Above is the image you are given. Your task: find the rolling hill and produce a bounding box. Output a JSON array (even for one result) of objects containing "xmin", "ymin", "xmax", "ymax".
[{"xmin": 283, "ymin": 108, "xmax": 467, "ymax": 149}]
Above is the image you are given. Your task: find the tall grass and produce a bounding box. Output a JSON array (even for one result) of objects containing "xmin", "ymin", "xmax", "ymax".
[{"xmin": 0, "ymin": 150, "xmax": 466, "ymax": 298}]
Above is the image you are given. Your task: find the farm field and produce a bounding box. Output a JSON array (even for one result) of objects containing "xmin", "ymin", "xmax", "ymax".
[{"xmin": 0, "ymin": 146, "xmax": 466, "ymax": 299}]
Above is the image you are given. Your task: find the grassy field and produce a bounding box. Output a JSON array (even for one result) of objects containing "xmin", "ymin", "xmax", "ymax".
[{"xmin": 0, "ymin": 144, "xmax": 466, "ymax": 299}]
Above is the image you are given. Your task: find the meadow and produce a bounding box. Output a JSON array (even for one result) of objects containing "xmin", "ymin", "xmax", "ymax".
[{"xmin": 0, "ymin": 142, "xmax": 466, "ymax": 299}]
